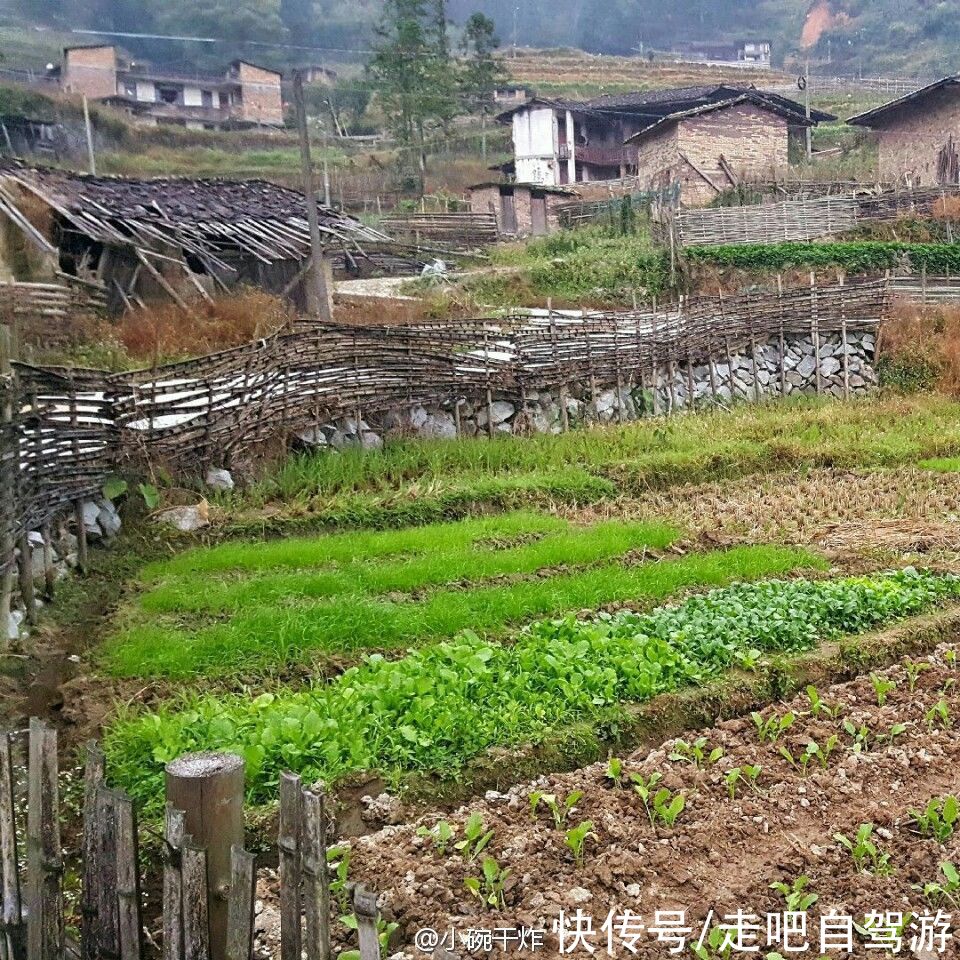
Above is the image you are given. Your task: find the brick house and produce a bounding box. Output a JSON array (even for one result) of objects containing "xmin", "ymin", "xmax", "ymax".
[
  {"xmin": 626, "ymin": 94, "xmax": 817, "ymax": 205},
  {"xmin": 848, "ymin": 76, "xmax": 960, "ymax": 186},
  {"xmin": 60, "ymin": 46, "xmax": 284, "ymax": 129},
  {"xmin": 468, "ymin": 182, "xmax": 578, "ymax": 237},
  {"xmin": 496, "ymin": 85, "xmax": 830, "ymax": 190}
]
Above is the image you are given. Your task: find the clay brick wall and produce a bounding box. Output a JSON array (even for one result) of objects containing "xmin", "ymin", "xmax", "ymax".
[
  {"xmin": 63, "ymin": 46, "xmax": 118, "ymax": 100},
  {"xmin": 634, "ymin": 102, "xmax": 789, "ymax": 206},
  {"xmin": 873, "ymin": 86, "xmax": 960, "ymax": 186},
  {"xmin": 236, "ymin": 62, "xmax": 283, "ymax": 126}
]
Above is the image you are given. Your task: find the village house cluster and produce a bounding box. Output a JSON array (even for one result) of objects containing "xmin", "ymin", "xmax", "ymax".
[{"xmin": 57, "ymin": 44, "xmax": 285, "ymax": 129}]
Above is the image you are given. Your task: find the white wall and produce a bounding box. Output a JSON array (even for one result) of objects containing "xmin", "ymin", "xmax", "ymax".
[
  {"xmin": 512, "ymin": 107, "xmax": 559, "ymax": 185},
  {"xmin": 136, "ymin": 81, "xmax": 156, "ymax": 102},
  {"xmin": 183, "ymin": 86, "xmax": 203, "ymax": 107}
]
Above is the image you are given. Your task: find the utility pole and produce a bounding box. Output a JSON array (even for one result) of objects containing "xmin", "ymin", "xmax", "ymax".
[
  {"xmin": 804, "ymin": 59, "xmax": 812, "ymax": 163},
  {"xmin": 82, "ymin": 95, "xmax": 96, "ymax": 175},
  {"xmin": 292, "ymin": 70, "xmax": 333, "ymax": 322}
]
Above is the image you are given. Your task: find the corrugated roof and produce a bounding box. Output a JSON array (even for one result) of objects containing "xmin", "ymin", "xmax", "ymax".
[{"xmin": 847, "ymin": 75, "xmax": 960, "ymax": 126}]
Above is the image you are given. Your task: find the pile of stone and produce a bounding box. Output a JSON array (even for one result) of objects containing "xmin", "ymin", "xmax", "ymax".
[{"xmin": 4, "ymin": 496, "xmax": 121, "ymax": 643}]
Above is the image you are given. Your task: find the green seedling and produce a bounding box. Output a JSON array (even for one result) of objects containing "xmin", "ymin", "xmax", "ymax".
[
  {"xmin": 876, "ymin": 722, "xmax": 907, "ymax": 747},
  {"xmin": 843, "ymin": 719, "xmax": 872, "ymax": 753},
  {"xmin": 778, "ymin": 743, "xmax": 816, "ymax": 777},
  {"xmin": 564, "ymin": 820, "xmax": 596, "ymax": 866},
  {"xmin": 770, "ymin": 874, "xmax": 818, "ymax": 911},
  {"xmin": 910, "ymin": 796, "xmax": 959, "ymax": 843},
  {"xmin": 465, "ymin": 856, "xmax": 510, "ymax": 910},
  {"xmin": 917, "ymin": 862, "xmax": 960, "ymax": 908},
  {"xmin": 751, "ymin": 710, "xmax": 796, "ymax": 744},
  {"xmin": 726, "ymin": 764, "xmax": 763, "ymax": 799},
  {"xmin": 735, "ymin": 647, "xmax": 763, "ymax": 671},
  {"xmin": 945, "ymin": 649, "xmax": 957, "ymax": 670},
  {"xmin": 416, "ymin": 820, "xmax": 455, "ymax": 855},
  {"xmin": 338, "ymin": 915, "xmax": 398, "ymax": 958},
  {"xmin": 327, "ymin": 845, "xmax": 352, "ymax": 914},
  {"xmin": 529, "ymin": 789, "xmax": 583, "ymax": 829},
  {"xmin": 652, "ymin": 788, "xmax": 686, "ymax": 828},
  {"xmin": 834, "ymin": 823, "xmax": 894, "ymax": 876},
  {"xmin": 943, "ymin": 677, "xmax": 957, "ymax": 695},
  {"xmin": 669, "ymin": 737, "xmax": 724, "ymax": 769},
  {"xmin": 689, "ymin": 926, "xmax": 733, "ymax": 959},
  {"xmin": 926, "ymin": 699, "xmax": 952, "ymax": 731},
  {"xmin": 454, "ymin": 812, "xmax": 494, "ymax": 862},
  {"xmin": 904, "ymin": 658, "xmax": 932, "ymax": 694},
  {"xmin": 869, "ymin": 673, "xmax": 896, "ymax": 707},
  {"xmin": 605, "ymin": 757, "xmax": 625, "ymax": 788},
  {"xmin": 630, "ymin": 772, "xmax": 663, "ymax": 827},
  {"xmin": 805, "ymin": 684, "xmax": 842, "ymax": 720}
]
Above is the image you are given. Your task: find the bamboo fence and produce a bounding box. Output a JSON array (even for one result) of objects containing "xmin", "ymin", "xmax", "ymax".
[
  {"xmin": 377, "ymin": 212, "xmax": 499, "ymax": 249},
  {"xmin": 0, "ymin": 718, "xmax": 387, "ymax": 960},
  {"xmin": 0, "ymin": 276, "xmax": 891, "ymax": 599},
  {"xmin": 674, "ymin": 185, "xmax": 960, "ymax": 247}
]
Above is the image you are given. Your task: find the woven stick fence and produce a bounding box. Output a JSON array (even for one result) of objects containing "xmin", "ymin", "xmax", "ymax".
[
  {"xmin": 674, "ymin": 185, "xmax": 960, "ymax": 247},
  {"xmin": 0, "ymin": 277, "xmax": 890, "ymax": 598},
  {"xmin": 0, "ymin": 718, "xmax": 389, "ymax": 960},
  {"xmin": 377, "ymin": 212, "xmax": 499, "ymax": 249}
]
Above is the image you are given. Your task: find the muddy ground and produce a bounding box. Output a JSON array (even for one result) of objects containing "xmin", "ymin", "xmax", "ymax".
[{"xmin": 260, "ymin": 646, "xmax": 960, "ymax": 959}]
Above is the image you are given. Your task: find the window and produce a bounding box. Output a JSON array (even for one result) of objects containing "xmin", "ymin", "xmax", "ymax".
[
  {"xmin": 201, "ymin": 90, "xmax": 213, "ymax": 108},
  {"xmin": 157, "ymin": 86, "xmax": 180, "ymax": 105},
  {"xmin": 122, "ymin": 81, "xmax": 136, "ymax": 98}
]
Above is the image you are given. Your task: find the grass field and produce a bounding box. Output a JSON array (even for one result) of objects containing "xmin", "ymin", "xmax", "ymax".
[
  {"xmin": 95, "ymin": 393, "xmax": 960, "ymax": 806},
  {"xmin": 104, "ymin": 568, "xmax": 959, "ymax": 805},
  {"xmin": 233, "ymin": 395, "xmax": 960, "ymax": 528}
]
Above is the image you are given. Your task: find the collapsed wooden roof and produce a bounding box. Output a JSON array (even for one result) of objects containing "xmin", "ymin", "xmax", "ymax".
[{"xmin": 0, "ymin": 158, "xmax": 389, "ymax": 267}]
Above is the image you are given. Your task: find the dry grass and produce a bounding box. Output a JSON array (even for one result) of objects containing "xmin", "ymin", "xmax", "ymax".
[
  {"xmin": 117, "ymin": 288, "xmax": 294, "ymax": 362},
  {"xmin": 566, "ymin": 467, "xmax": 960, "ymax": 546},
  {"xmin": 931, "ymin": 195, "xmax": 960, "ymax": 220},
  {"xmin": 878, "ymin": 301, "xmax": 960, "ymax": 394}
]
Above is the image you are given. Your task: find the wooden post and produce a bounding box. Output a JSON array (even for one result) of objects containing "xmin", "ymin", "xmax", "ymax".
[
  {"xmin": 548, "ymin": 301, "xmax": 569, "ymax": 432},
  {"xmin": 0, "ymin": 732, "xmax": 24, "ymax": 960},
  {"xmin": 182, "ymin": 845, "xmax": 210, "ymax": 960},
  {"xmin": 115, "ymin": 794, "xmax": 142, "ymax": 960},
  {"xmin": 26, "ymin": 719, "xmax": 62, "ymax": 960},
  {"xmin": 81, "ymin": 743, "xmax": 105, "ymax": 960},
  {"xmin": 650, "ymin": 305, "xmax": 660, "ymax": 416},
  {"xmin": 163, "ymin": 806, "xmax": 187, "ymax": 960},
  {"xmin": 225, "ymin": 847, "xmax": 255, "ymax": 960},
  {"xmin": 840, "ymin": 272, "xmax": 850, "ymax": 400},
  {"xmin": 292, "ymin": 71, "xmax": 333, "ymax": 323},
  {"xmin": 165, "ymin": 754, "xmax": 245, "ymax": 960},
  {"xmin": 0, "ymin": 326, "xmax": 14, "ymax": 648},
  {"xmin": 82, "ymin": 96, "xmax": 96, "ymax": 176},
  {"xmin": 353, "ymin": 887, "xmax": 381, "ymax": 960},
  {"xmin": 810, "ymin": 272, "xmax": 822, "ymax": 396},
  {"xmin": 301, "ymin": 789, "xmax": 331, "ymax": 960},
  {"xmin": 39, "ymin": 523, "xmax": 54, "ymax": 601},
  {"xmin": 94, "ymin": 784, "xmax": 119, "ymax": 960},
  {"xmin": 777, "ymin": 275, "xmax": 787, "ymax": 397},
  {"xmin": 277, "ymin": 773, "xmax": 302, "ymax": 960}
]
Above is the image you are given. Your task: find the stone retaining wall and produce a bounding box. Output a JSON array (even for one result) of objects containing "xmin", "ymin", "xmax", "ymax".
[{"xmin": 301, "ymin": 330, "xmax": 877, "ymax": 449}]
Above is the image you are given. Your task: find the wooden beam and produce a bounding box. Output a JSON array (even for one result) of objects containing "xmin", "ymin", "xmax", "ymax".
[{"xmin": 678, "ymin": 152, "xmax": 723, "ymax": 194}]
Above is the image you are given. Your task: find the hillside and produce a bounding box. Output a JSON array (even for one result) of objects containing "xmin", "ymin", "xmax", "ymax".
[{"xmin": 2, "ymin": 0, "xmax": 956, "ymax": 78}]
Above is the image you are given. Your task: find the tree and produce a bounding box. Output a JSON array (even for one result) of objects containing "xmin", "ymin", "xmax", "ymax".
[
  {"xmin": 459, "ymin": 13, "xmax": 506, "ymax": 117},
  {"xmin": 367, "ymin": 0, "xmax": 457, "ymax": 190}
]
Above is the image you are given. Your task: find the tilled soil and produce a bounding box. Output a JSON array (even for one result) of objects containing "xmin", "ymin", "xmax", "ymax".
[{"xmin": 299, "ymin": 646, "xmax": 960, "ymax": 958}]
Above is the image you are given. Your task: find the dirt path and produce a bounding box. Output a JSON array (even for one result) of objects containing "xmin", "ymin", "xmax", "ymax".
[{"xmin": 290, "ymin": 646, "xmax": 960, "ymax": 958}]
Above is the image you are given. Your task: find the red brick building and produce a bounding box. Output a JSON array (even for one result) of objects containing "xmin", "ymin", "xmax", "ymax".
[
  {"xmin": 848, "ymin": 77, "xmax": 960, "ymax": 186},
  {"xmin": 468, "ymin": 182, "xmax": 578, "ymax": 237}
]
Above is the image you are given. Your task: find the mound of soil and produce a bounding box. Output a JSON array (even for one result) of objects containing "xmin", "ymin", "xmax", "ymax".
[{"xmin": 301, "ymin": 646, "xmax": 960, "ymax": 958}]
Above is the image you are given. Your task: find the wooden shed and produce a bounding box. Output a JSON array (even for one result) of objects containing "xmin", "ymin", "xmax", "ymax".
[
  {"xmin": 848, "ymin": 76, "xmax": 960, "ymax": 187},
  {"xmin": 468, "ymin": 182, "xmax": 579, "ymax": 237}
]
